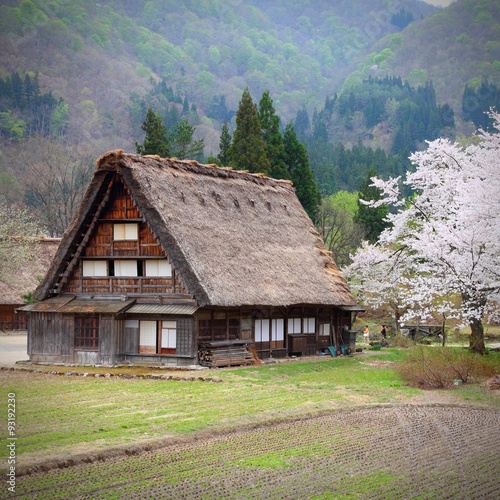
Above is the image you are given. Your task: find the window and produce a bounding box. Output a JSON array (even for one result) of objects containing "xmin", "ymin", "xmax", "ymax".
[
  {"xmin": 114, "ymin": 260, "xmax": 138, "ymax": 277},
  {"xmin": 288, "ymin": 318, "xmax": 302, "ymax": 334},
  {"xmin": 139, "ymin": 320, "xmax": 177, "ymax": 354},
  {"xmin": 139, "ymin": 320, "xmax": 156, "ymax": 354},
  {"xmin": 74, "ymin": 315, "xmax": 99, "ymax": 350},
  {"xmin": 255, "ymin": 319, "xmax": 270, "ymax": 343},
  {"xmin": 113, "ymin": 223, "xmax": 138, "ymax": 240},
  {"xmin": 272, "ymin": 319, "xmax": 284, "ymax": 341},
  {"xmin": 82, "ymin": 260, "xmax": 107, "ymax": 277},
  {"xmin": 319, "ymin": 323, "xmax": 330, "ymax": 337},
  {"xmin": 161, "ymin": 321, "xmax": 177, "ymax": 354},
  {"xmin": 288, "ymin": 318, "xmax": 316, "ymax": 334},
  {"xmin": 255, "ymin": 319, "xmax": 284, "ymax": 343},
  {"xmin": 304, "ymin": 318, "xmax": 316, "ymax": 334},
  {"xmin": 145, "ymin": 260, "xmax": 172, "ymax": 277}
]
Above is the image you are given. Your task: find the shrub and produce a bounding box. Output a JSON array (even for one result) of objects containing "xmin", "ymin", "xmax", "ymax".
[
  {"xmin": 387, "ymin": 334, "xmax": 414, "ymax": 348},
  {"xmin": 395, "ymin": 346, "xmax": 499, "ymax": 389}
]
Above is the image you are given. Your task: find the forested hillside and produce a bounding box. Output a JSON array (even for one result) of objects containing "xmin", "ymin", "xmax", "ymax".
[
  {"xmin": 0, "ymin": 0, "xmax": 437, "ymax": 149},
  {"xmin": 347, "ymin": 0, "xmax": 500, "ymax": 123},
  {"xmin": 0, "ymin": 0, "xmax": 499, "ymax": 237}
]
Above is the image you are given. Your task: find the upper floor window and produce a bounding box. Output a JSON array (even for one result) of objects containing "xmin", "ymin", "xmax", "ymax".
[
  {"xmin": 82, "ymin": 260, "xmax": 107, "ymax": 277},
  {"xmin": 113, "ymin": 260, "xmax": 138, "ymax": 277},
  {"xmin": 113, "ymin": 223, "xmax": 138, "ymax": 240},
  {"xmin": 145, "ymin": 259, "xmax": 172, "ymax": 277}
]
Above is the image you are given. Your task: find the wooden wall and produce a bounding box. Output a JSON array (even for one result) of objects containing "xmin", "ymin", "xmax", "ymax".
[
  {"xmin": 0, "ymin": 305, "xmax": 26, "ymax": 330},
  {"xmin": 63, "ymin": 177, "xmax": 190, "ymax": 296}
]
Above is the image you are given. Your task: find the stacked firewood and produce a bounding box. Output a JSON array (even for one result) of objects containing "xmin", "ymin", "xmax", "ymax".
[{"xmin": 198, "ymin": 341, "xmax": 255, "ymax": 368}]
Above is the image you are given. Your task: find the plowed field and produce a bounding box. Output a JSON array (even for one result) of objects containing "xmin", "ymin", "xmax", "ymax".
[{"xmin": 11, "ymin": 405, "xmax": 500, "ymax": 499}]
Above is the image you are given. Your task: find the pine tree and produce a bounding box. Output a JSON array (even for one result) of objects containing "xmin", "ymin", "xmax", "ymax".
[
  {"xmin": 135, "ymin": 106, "xmax": 170, "ymax": 157},
  {"xmin": 231, "ymin": 88, "xmax": 270, "ymax": 175},
  {"xmin": 169, "ymin": 119, "xmax": 204, "ymax": 160},
  {"xmin": 258, "ymin": 90, "xmax": 289, "ymax": 180},
  {"xmin": 294, "ymin": 108, "xmax": 310, "ymax": 139},
  {"xmin": 217, "ymin": 121, "xmax": 232, "ymax": 166},
  {"xmin": 354, "ymin": 166, "xmax": 389, "ymax": 243},
  {"xmin": 283, "ymin": 123, "xmax": 321, "ymax": 220}
]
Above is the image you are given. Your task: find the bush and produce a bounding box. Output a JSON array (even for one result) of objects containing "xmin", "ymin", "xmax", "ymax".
[
  {"xmin": 387, "ymin": 334, "xmax": 414, "ymax": 348},
  {"xmin": 395, "ymin": 346, "xmax": 499, "ymax": 389}
]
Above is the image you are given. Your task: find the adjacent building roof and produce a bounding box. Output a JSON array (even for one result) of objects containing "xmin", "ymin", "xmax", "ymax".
[
  {"xmin": 35, "ymin": 150, "xmax": 356, "ymax": 308},
  {"xmin": 0, "ymin": 238, "xmax": 60, "ymax": 305},
  {"xmin": 21, "ymin": 295, "xmax": 135, "ymax": 313}
]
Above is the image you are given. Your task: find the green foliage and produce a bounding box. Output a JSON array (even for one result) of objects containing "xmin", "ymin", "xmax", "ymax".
[
  {"xmin": 231, "ymin": 88, "xmax": 270, "ymax": 174},
  {"xmin": 367, "ymin": 0, "xmax": 500, "ymax": 122},
  {"xmin": 391, "ymin": 7, "xmax": 414, "ymax": 30},
  {"xmin": 283, "ymin": 122, "xmax": 320, "ymax": 221},
  {"xmin": 354, "ymin": 167, "xmax": 389, "ymax": 243},
  {"xmin": 135, "ymin": 106, "xmax": 170, "ymax": 157},
  {"xmin": 462, "ymin": 80, "xmax": 500, "ymax": 131},
  {"xmin": 0, "ymin": 71, "xmax": 64, "ymax": 138},
  {"xmin": 217, "ymin": 121, "xmax": 232, "ymax": 166},
  {"xmin": 0, "ymin": 111, "xmax": 26, "ymax": 141},
  {"xmin": 169, "ymin": 119, "xmax": 204, "ymax": 161},
  {"xmin": 258, "ymin": 90, "xmax": 289, "ymax": 180},
  {"xmin": 317, "ymin": 191, "xmax": 364, "ymax": 268}
]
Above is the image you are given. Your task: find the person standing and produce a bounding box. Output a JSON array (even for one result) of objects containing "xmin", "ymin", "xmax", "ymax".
[
  {"xmin": 363, "ymin": 325, "xmax": 370, "ymax": 343},
  {"xmin": 380, "ymin": 325, "xmax": 387, "ymax": 340}
]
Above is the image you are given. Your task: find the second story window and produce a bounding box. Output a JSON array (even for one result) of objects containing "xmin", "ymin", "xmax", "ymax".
[
  {"xmin": 82, "ymin": 260, "xmax": 108, "ymax": 277},
  {"xmin": 113, "ymin": 223, "xmax": 138, "ymax": 240},
  {"xmin": 145, "ymin": 260, "xmax": 172, "ymax": 277},
  {"xmin": 113, "ymin": 260, "xmax": 138, "ymax": 277}
]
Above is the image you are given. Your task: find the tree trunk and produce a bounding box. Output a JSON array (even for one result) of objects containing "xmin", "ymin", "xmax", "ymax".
[
  {"xmin": 441, "ymin": 313, "xmax": 446, "ymax": 347},
  {"xmin": 469, "ymin": 317, "xmax": 486, "ymax": 354},
  {"xmin": 462, "ymin": 291, "xmax": 486, "ymax": 354}
]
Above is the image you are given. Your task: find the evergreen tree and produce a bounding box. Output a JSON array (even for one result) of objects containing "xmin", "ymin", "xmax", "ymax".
[
  {"xmin": 135, "ymin": 106, "xmax": 170, "ymax": 157},
  {"xmin": 231, "ymin": 88, "xmax": 270, "ymax": 174},
  {"xmin": 169, "ymin": 118, "xmax": 204, "ymax": 160},
  {"xmin": 294, "ymin": 108, "xmax": 310, "ymax": 139},
  {"xmin": 283, "ymin": 122, "xmax": 321, "ymax": 220},
  {"xmin": 354, "ymin": 166, "xmax": 389, "ymax": 243},
  {"xmin": 258, "ymin": 90, "xmax": 289, "ymax": 180},
  {"xmin": 217, "ymin": 121, "xmax": 232, "ymax": 166}
]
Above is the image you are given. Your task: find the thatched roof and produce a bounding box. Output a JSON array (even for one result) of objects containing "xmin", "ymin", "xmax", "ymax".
[
  {"xmin": 35, "ymin": 150, "xmax": 356, "ymax": 308},
  {"xmin": 0, "ymin": 238, "xmax": 60, "ymax": 304}
]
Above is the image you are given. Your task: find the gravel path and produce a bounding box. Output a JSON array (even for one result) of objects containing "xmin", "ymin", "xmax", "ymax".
[{"xmin": 12, "ymin": 405, "xmax": 500, "ymax": 499}]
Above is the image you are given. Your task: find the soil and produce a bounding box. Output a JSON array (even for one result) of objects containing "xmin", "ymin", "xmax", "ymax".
[
  {"xmin": 3, "ymin": 337, "xmax": 499, "ymax": 498},
  {"xmin": 12, "ymin": 404, "xmax": 500, "ymax": 499}
]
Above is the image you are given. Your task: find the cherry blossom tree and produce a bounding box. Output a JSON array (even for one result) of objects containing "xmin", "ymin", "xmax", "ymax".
[{"xmin": 346, "ymin": 114, "xmax": 500, "ymax": 353}]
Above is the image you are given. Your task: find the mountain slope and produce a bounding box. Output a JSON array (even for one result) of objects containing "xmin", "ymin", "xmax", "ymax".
[
  {"xmin": 0, "ymin": 0, "xmax": 437, "ymax": 152},
  {"xmin": 343, "ymin": 0, "xmax": 500, "ymax": 133}
]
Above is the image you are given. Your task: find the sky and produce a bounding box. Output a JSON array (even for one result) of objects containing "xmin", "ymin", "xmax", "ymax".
[{"xmin": 423, "ymin": 0, "xmax": 456, "ymax": 6}]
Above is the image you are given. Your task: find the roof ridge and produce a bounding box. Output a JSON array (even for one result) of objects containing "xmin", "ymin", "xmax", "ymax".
[{"xmin": 96, "ymin": 150, "xmax": 294, "ymax": 187}]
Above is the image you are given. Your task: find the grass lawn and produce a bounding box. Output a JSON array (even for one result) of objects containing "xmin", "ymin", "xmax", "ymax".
[{"xmin": 0, "ymin": 349, "xmax": 498, "ymax": 471}]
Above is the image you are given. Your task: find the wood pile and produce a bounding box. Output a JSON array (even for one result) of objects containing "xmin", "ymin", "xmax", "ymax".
[{"xmin": 198, "ymin": 340, "xmax": 255, "ymax": 368}]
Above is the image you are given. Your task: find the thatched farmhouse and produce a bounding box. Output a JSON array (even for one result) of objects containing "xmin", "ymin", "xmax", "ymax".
[{"xmin": 22, "ymin": 150, "xmax": 359, "ymax": 366}]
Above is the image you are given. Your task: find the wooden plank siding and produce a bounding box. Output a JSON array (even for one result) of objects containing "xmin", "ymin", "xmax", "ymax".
[
  {"xmin": 63, "ymin": 176, "xmax": 190, "ymax": 297},
  {"xmin": 0, "ymin": 305, "xmax": 26, "ymax": 330},
  {"xmin": 27, "ymin": 312, "xmax": 73, "ymax": 363},
  {"xmin": 116, "ymin": 316, "xmax": 196, "ymax": 366}
]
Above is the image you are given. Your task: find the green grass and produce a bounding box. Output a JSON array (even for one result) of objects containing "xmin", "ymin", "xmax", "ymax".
[{"xmin": 0, "ymin": 349, "xmax": 497, "ymax": 466}]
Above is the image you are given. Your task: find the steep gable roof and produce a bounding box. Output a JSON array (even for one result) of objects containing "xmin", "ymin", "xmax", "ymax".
[{"xmin": 35, "ymin": 150, "xmax": 356, "ymax": 308}]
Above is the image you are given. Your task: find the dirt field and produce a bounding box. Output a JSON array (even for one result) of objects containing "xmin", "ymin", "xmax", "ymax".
[{"xmin": 10, "ymin": 404, "xmax": 500, "ymax": 499}]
